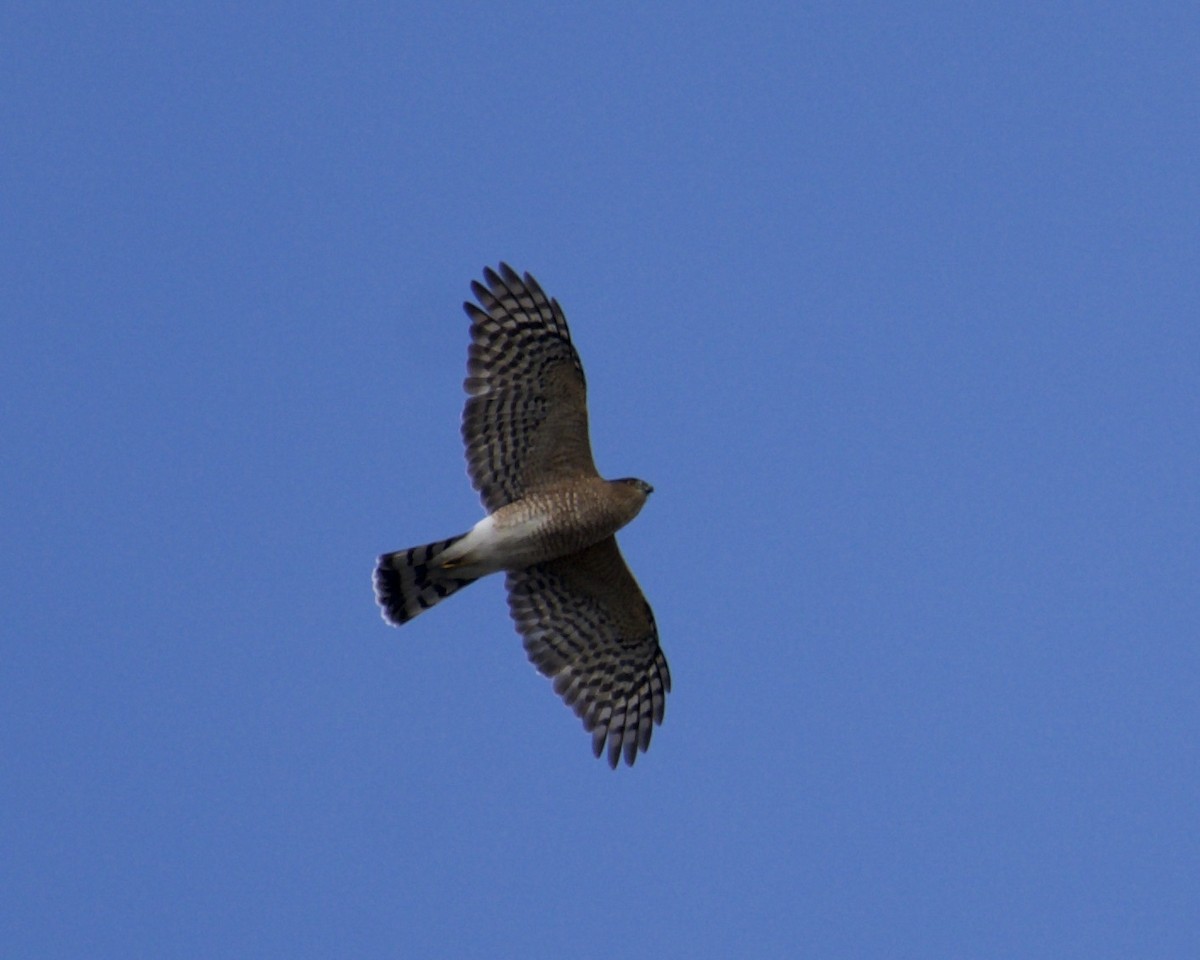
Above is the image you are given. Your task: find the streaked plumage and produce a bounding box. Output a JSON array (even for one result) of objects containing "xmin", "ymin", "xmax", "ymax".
[{"xmin": 374, "ymin": 264, "xmax": 669, "ymax": 767}]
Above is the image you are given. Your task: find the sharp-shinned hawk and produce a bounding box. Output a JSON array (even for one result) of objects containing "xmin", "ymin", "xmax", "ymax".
[{"xmin": 374, "ymin": 264, "xmax": 669, "ymax": 768}]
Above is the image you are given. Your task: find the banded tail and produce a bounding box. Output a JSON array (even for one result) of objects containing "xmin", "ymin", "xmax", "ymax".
[{"xmin": 374, "ymin": 534, "xmax": 478, "ymax": 625}]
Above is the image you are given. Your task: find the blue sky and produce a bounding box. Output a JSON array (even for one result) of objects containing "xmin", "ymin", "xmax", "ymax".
[{"xmin": 4, "ymin": 3, "xmax": 1198, "ymax": 957}]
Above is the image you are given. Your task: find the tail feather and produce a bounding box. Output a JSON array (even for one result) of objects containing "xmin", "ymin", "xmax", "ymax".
[{"xmin": 374, "ymin": 534, "xmax": 478, "ymax": 625}]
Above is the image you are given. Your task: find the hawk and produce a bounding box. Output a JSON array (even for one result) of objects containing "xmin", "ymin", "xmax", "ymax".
[{"xmin": 374, "ymin": 264, "xmax": 670, "ymax": 767}]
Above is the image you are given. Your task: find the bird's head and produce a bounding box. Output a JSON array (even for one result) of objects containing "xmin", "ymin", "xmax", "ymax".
[{"xmin": 613, "ymin": 477, "xmax": 654, "ymax": 498}]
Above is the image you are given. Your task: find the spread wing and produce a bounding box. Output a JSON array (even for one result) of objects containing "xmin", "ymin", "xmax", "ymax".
[
  {"xmin": 462, "ymin": 264, "xmax": 598, "ymax": 512},
  {"xmin": 506, "ymin": 537, "xmax": 670, "ymax": 768}
]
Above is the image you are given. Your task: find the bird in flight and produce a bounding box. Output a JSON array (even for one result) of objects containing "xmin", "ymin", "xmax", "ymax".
[{"xmin": 374, "ymin": 264, "xmax": 670, "ymax": 767}]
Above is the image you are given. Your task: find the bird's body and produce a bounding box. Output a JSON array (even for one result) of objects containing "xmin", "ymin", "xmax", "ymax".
[
  {"xmin": 374, "ymin": 265, "xmax": 669, "ymax": 767},
  {"xmin": 442, "ymin": 477, "xmax": 652, "ymax": 576}
]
